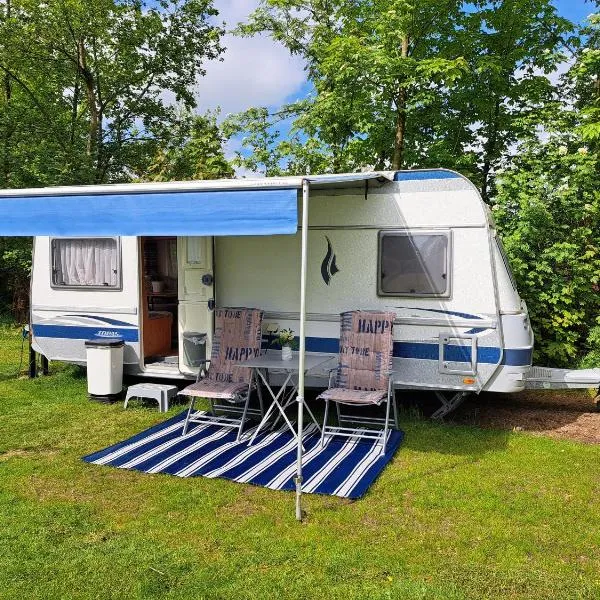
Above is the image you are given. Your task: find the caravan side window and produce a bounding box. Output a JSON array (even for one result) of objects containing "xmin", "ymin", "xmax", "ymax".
[
  {"xmin": 51, "ymin": 238, "xmax": 121, "ymax": 290},
  {"xmin": 378, "ymin": 231, "xmax": 451, "ymax": 297}
]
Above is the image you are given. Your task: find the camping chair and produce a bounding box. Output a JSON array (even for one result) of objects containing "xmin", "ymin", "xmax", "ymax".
[
  {"xmin": 317, "ymin": 310, "xmax": 398, "ymax": 455},
  {"xmin": 179, "ymin": 307, "xmax": 264, "ymax": 441}
]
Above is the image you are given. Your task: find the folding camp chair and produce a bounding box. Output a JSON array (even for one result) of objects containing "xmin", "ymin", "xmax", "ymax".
[
  {"xmin": 317, "ymin": 310, "xmax": 398, "ymax": 455},
  {"xmin": 179, "ymin": 307, "xmax": 264, "ymax": 440}
]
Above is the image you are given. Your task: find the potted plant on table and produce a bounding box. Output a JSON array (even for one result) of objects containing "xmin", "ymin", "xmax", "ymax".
[{"xmin": 272, "ymin": 328, "xmax": 297, "ymax": 361}]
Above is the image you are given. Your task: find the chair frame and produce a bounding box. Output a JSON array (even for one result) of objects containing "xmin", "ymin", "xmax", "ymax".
[
  {"xmin": 320, "ymin": 370, "xmax": 399, "ymax": 456},
  {"xmin": 181, "ymin": 358, "xmax": 265, "ymax": 441}
]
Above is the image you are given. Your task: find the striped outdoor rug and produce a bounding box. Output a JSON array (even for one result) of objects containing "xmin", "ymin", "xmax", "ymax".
[{"xmin": 83, "ymin": 411, "xmax": 404, "ymax": 499}]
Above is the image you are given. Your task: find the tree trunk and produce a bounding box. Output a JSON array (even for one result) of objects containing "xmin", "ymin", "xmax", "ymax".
[
  {"xmin": 392, "ymin": 35, "xmax": 409, "ymax": 170},
  {"xmin": 77, "ymin": 38, "xmax": 99, "ymax": 163},
  {"xmin": 481, "ymin": 97, "xmax": 501, "ymax": 204},
  {"xmin": 1, "ymin": 0, "xmax": 12, "ymax": 186},
  {"xmin": 70, "ymin": 76, "xmax": 79, "ymax": 145}
]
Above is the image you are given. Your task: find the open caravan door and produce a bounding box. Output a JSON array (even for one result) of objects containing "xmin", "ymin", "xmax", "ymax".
[{"xmin": 178, "ymin": 236, "xmax": 214, "ymax": 375}]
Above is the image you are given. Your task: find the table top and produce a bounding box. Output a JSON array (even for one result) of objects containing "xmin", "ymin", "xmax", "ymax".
[{"xmin": 235, "ymin": 350, "xmax": 336, "ymax": 372}]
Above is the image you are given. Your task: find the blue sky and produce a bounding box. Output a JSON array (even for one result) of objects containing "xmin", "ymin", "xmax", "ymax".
[{"xmin": 554, "ymin": 0, "xmax": 595, "ymax": 23}]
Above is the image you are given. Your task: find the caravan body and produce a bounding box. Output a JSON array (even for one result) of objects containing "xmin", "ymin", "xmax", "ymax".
[{"xmin": 26, "ymin": 169, "xmax": 597, "ymax": 397}]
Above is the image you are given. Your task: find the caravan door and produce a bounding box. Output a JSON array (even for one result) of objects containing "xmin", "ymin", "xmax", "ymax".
[{"xmin": 177, "ymin": 236, "xmax": 214, "ymax": 375}]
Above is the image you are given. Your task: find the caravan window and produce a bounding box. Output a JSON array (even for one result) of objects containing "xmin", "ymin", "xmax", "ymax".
[
  {"xmin": 51, "ymin": 238, "xmax": 121, "ymax": 289},
  {"xmin": 378, "ymin": 231, "xmax": 450, "ymax": 297},
  {"xmin": 496, "ymin": 237, "xmax": 518, "ymax": 290}
]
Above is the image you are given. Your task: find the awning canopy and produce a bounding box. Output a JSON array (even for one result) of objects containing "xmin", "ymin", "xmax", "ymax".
[
  {"xmin": 0, "ymin": 172, "xmax": 394, "ymax": 237},
  {"xmin": 0, "ymin": 188, "xmax": 299, "ymax": 237}
]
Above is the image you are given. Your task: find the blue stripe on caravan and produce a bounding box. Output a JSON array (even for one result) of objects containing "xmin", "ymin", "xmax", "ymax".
[
  {"xmin": 394, "ymin": 306, "xmax": 483, "ymax": 320},
  {"xmin": 32, "ymin": 324, "xmax": 139, "ymax": 342},
  {"xmin": 304, "ymin": 336, "xmax": 532, "ymax": 367},
  {"xmin": 67, "ymin": 314, "xmax": 136, "ymax": 327},
  {"xmin": 394, "ymin": 170, "xmax": 462, "ymax": 181}
]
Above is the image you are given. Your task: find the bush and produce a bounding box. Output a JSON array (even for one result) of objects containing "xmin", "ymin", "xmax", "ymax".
[
  {"xmin": 0, "ymin": 237, "xmax": 32, "ymax": 322},
  {"xmin": 581, "ymin": 326, "xmax": 600, "ymax": 369},
  {"xmin": 493, "ymin": 140, "xmax": 600, "ymax": 367}
]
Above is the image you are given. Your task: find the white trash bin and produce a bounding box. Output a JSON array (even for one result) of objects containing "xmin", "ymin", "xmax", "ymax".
[{"xmin": 85, "ymin": 338, "xmax": 124, "ymax": 401}]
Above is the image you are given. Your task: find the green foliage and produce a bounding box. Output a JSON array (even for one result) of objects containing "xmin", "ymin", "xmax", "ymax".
[
  {"xmin": 229, "ymin": 0, "xmax": 571, "ymax": 201},
  {"xmin": 493, "ymin": 140, "xmax": 600, "ymax": 367},
  {"xmin": 223, "ymin": 104, "xmax": 333, "ymax": 176},
  {"xmin": 571, "ymin": 9, "xmax": 600, "ymax": 147},
  {"xmin": 0, "ymin": 0, "xmax": 223, "ymax": 187},
  {"xmin": 0, "ymin": 237, "xmax": 30, "ymax": 321},
  {"xmin": 581, "ymin": 326, "xmax": 600, "ymax": 369},
  {"xmin": 145, "ymin": 111, "xmax": 233, "ymax": 181}
]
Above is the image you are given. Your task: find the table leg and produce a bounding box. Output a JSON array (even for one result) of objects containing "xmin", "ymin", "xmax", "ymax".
[
  {"xmin": 247, "ymin": 399, "xmax": 278, "ymax": 447},
  {"xmin": 247, "ymin": 371, "xmax": 295, "ymax": 447},
  {"xmin": 255, "ymin": 369, "xmax": 265, "ymax": 417}
]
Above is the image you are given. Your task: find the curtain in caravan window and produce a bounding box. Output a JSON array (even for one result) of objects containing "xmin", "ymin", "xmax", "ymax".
[{"xmin": 53, "ymin": 238, "xmax": 119, "ymax": 287}]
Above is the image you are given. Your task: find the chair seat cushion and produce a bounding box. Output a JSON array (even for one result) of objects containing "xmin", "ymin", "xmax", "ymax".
[
  {"xmin": 317, "ymin": 387, "xmax": 388, "ymax": 405},
  {"xmin": 179, "ymin": 380, "xmax": 249, "ymax": 401}
]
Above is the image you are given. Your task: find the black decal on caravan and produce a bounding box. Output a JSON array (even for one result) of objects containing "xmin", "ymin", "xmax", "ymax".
[{"xmin": 321, "ymin": 236, "xmax": 340, "ymax": 285}]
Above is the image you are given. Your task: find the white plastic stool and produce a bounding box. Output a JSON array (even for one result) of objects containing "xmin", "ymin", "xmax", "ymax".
[{"xmin": 124, "ymin": 383, "xmax": 178, "ymax": 413}]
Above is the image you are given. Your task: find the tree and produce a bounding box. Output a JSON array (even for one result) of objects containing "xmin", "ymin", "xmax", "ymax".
[
  {"xmin": 445, "ymin": 0, "xmax": 573, "ymax": 201},
  {"xmin": 493, "ymin": 139, "xmax": 600, "ymax": 367},
  {"xmin": 491, "ymin": 5, "xmax": 600, "ymax": 368},
  {"xmin": 145, "ymin": 111, "xmax": 233, "ymax": 181},
  {"xmin": 0, "ymin": 0, "xmax": 223, "ymax": 186},
  {"xmin": 571, "ymin": 3, "xmax": 600, "ymax": 147},
  {"xmin": 228, "ymin": 0, "xmax": 571, "ymax": 198},
  {"xmin": 0, "ymin": 236, "xmax": 30, "ymax": 322},
  {"xmin": 232, "ymin": 0, "xmax": 467, "ymax": 174}
]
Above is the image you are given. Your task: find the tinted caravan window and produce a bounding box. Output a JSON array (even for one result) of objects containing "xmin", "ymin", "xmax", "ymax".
[
  {"xmin": 51, "ymin": 238, "xmax": 121, "ymax": 289},
  {"xmin": 378, "ymin": 231, "xmax": 450, "ymax": 296}
]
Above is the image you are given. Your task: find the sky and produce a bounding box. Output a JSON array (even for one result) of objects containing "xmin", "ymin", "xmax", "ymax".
[
  {"xmin": 196, "ymin": 0, "xmax": 596, "ymax": 122},
  {"xmin": 196, "ymin": 0, "xmax": 306, "ymax": 117}
]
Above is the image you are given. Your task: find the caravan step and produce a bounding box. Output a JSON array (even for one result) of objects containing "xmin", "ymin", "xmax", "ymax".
[{"xmin": 138, "ymin": 367, "xmax": 193, "ymax": 380}]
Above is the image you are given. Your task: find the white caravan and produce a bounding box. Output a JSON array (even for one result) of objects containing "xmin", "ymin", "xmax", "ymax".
[{"xmin": 21, "ymin": 169, "xmax": 600, "ymax": 414}]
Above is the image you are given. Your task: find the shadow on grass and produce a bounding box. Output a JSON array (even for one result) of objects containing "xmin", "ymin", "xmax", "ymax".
[
  {"xmin": 400, "ymin": 420, "xmax": 511, "ymax": 456},
  {"xmin": 0, "ymin": 371, "xmax": 22, "ymax": 382},
  {"xmin": 383, "ymin": 389, "xmax": 511, "ymax": 459}
]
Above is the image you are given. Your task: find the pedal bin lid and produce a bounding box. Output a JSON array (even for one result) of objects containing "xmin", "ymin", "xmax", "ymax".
[{"xmin": 85, "ymin": 338, "xmax": 125, "ymax": 348}]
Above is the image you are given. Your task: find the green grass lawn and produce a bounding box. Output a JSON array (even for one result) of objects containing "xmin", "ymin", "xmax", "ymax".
[{"xmin": 1, "ymin": 322, "xmax": 599, "ymax": 599}]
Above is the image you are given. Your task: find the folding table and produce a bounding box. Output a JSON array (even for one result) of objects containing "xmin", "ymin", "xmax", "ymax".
[{"xmin": 235, "ymin": 350, "xmax": 335, "ymax": 446}]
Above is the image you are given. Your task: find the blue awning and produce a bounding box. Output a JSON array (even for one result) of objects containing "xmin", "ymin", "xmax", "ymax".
[{"xmin": 0, "ymin": 188, "xmax": 298, "ymax": 236}]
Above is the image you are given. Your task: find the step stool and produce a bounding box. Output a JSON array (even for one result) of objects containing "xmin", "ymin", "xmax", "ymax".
[{"xmin": 124, "ymin": 383, "xmax": 179, "ymax": 413}]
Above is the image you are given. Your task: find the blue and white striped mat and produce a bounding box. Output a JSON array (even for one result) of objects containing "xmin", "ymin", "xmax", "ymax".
[{"xmin": 83, "ymin": 411, "xmax": 404, "ymax": 499}]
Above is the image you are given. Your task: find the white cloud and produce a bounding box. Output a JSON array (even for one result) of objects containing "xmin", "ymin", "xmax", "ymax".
[{"xmin": 195, "ymin": 0, "xmax": 307, "ymax": 117}]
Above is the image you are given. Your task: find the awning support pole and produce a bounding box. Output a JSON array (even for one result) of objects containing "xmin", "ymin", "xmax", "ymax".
[{"xmin": 295, "ymin": 179, "xmax": 310, "ymax": 522}]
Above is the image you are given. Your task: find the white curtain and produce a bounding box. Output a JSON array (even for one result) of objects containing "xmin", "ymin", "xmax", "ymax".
[{"xmin": 54, "ymin": 238, "xmax": 118, "ymax": 287}]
